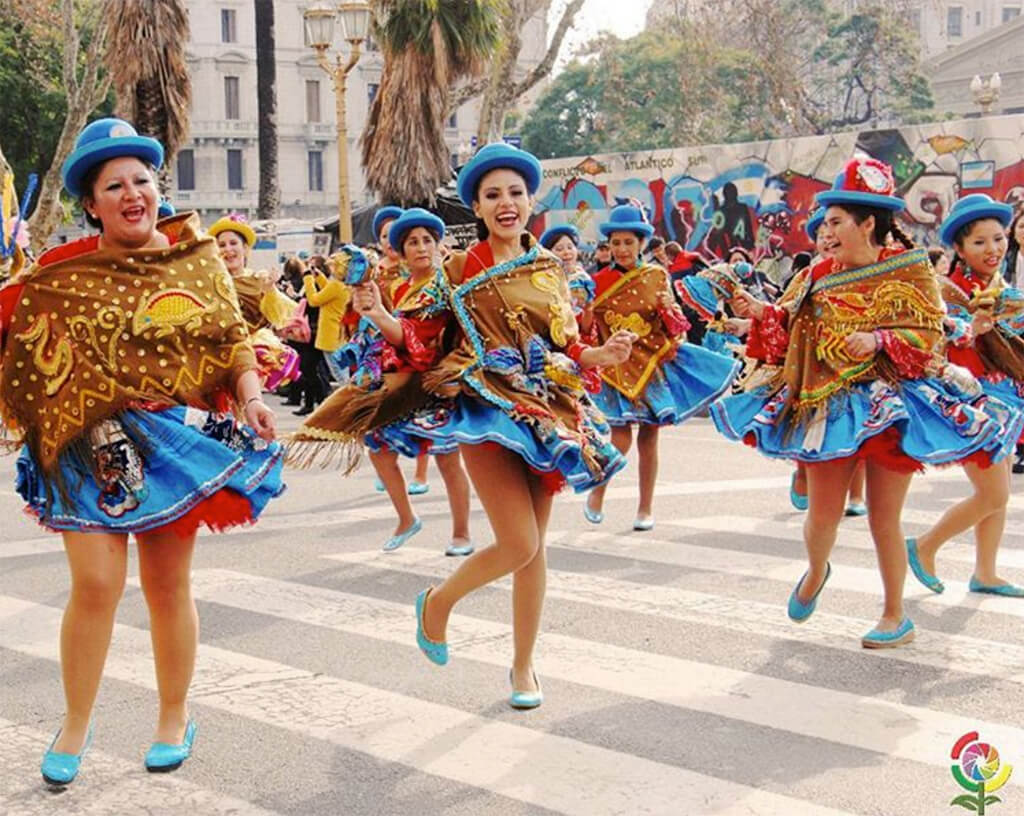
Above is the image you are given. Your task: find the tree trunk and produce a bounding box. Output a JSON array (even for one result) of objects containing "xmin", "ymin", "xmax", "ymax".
[{"xmin": 255, "ymin": 0, "xmax": 280, "ymax": 219}]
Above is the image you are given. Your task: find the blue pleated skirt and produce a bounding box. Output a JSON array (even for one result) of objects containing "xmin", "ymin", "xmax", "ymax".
[
  {"xmin": 593, "ymin": 343, "xmax": 741, "ymax": 426},
  {"xmin": 364, "ymin": 414, "xmax": 459, "ymax": 459},
  {"xmin": 16, "ymin": 405, "xmax": 285, "ymax": 534},
  {"xmin": 711, "ymin": 377, "xmax": 1023, "ymax": 467}
]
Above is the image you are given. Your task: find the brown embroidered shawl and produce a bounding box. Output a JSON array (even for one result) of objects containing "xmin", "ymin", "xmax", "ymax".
[{"xmin": 941, "ymin": 275, "xmax": 1024, "ymax": 381}]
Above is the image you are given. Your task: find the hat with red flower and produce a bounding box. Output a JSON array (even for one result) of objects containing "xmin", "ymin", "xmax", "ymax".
[{"xmin": 815, "ymin": 157, "xmax": 905, "ymax": 213}]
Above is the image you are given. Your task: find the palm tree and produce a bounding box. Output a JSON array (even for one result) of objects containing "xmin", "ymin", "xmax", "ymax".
[
  {"xmin": 102, "ymin": 0, "xmax": 192, "ymax": 194},
  {"xmin": 254, "ymin": 0, "xmax": 280, "ymax": 219},
  {"xmin": 361, "ymin": 0, "xmax": 501, "ymax": 206}
]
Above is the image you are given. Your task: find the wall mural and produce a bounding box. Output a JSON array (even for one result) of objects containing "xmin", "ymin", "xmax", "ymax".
[{"xmin": 529, "ymin": 114, "xmax": 1024, "ymax": 262}]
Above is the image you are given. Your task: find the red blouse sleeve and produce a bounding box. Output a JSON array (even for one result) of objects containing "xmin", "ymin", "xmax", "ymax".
[
  {"xmin": 0, "ymin": 282, "xmax": 25, "ymax": 353},
  {"xmin": 745, "ymin": 304, "xmax": 789, "ymax": 364},
  {"xmin": 876, "ymin": 328, "xmax": 934, "ymax": 379},
  {"xmin": 658, "ymin": 303, "xmax": 691, "ymax": 338}
]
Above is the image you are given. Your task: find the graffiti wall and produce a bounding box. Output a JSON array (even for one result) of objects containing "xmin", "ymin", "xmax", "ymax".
[{"xmin": 529, "ymin": 114, "xmax": 1024, "ymax": 262}]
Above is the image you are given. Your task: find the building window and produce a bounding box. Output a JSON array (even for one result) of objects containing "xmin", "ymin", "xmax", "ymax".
[
  {"xmin": 224, "ymin": 75, "xmax": 240, "ymax": 120},
  {"xmin": 306, "ymin": 80, "xmax": 321, "ymax": 123},
  {"xmin": 176, "ymin": 149, "xmax": 195, "ymax": 190},
  {"xmin": 367, "ymin": 82, "xmax": 379, "ymax": 107},
  {"xmin": 308, "ymin": 151, "xmax": 324, "ymax": 192},
  {"xmin": 948, "ymin": 6, "xmax": 963, "ymax": 36},
  {"xmin": 227, "ymin": 149, "xmax": 243, "ymax": 190},
  {"xmin": 1005, "ymin": 6, "xmax": 1022, "ymax": 22},
  {"xmin": 909, "ymin": 9, "xmax": 921, "ymax": 31},
  {"xmin": 221, "ymin": 8, "xmax": 237, "ymax": 43},
  {"xmin": 975, "ymin": 10, "xmax": 981, "ymax": 25},
  {"xmin": 447, "ymin": 111, "xmax": 457, "ymax": 129}
]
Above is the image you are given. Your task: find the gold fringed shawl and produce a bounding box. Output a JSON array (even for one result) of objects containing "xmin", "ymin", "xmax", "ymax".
[
  {"xmin": 782, "ymin": 248, "xmax": 944, "ymax": 416},
  {"xmin": 941, "ymin": 275, "xmax": 1024, "ymax": 381},
  {"xmin": 590, "ymin": 264, "xmax": 678, "ymax": 399},
  {"xmin": 0, "ymin": 212, "xmax": 256, "ymax": 474}
]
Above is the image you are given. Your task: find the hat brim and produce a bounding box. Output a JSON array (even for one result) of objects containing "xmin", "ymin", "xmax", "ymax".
[
  {"xmin": 599, "ymin": 221, "xmax": 655, "ymax": 239},
  {"xmin": 208, "ymin": 219, "xmax": 257, "ymax": 246},
  {"xmin": 938, "ymin": 203, "xmax": 1013, "ymax": 247},
  {"xmin": 62, "ymin": 136, "xmax": 164, "ymax": 198},
  {"xmin": 805, "ymin": 217, "xmax": 823, "ymax": 240},
  {"xmin": 457, "ymin": 154, "xmax": 542, "ymax": 207},
  {"xmin": 372, "ymin": 207, "xmax": 404, "ymax": 238},
  {"xmin": 539, "ymin": 225, "xmax": 579, "ymax": 248},
  {"xmin": 815, "ymin": 190, "xmax": 905, "ymax": 212},
  {"xmin": 389, "ymin": 215, "xmax": 445, "ymax": 252}
]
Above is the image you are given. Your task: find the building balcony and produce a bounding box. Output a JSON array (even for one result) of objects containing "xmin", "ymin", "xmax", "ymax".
[
  {"xmin": 304, "ymin": 122, "xmax": 336, "ymax": 143},
  {"xmin": 174, "ymin": 189, "xmax": 258, "ymax": 211},
  {"xmin": 189, "ymin": 120, "xmax": 259, "ymax": 141}
]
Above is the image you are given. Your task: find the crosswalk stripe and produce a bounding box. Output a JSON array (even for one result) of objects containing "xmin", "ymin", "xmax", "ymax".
[
  {"xmin": 0, "ymin": 717, "xmax": 284, "ymax": 815},
  {"xmin": 321, "ymin": 547, "xmax": 1024, "ymax": 683},
  {"xmin": 178, "ymin": 564, "xmax": 1024, "ymax": 785},
  {"xmin": 0, "ymin": 595, "xmax": 856, "ymax": 816}
]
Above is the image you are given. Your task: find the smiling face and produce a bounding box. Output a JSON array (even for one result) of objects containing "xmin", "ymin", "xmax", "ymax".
[
  {"xmin": 608, "ymin": 230, "xmax": 643, "ymax": 269},
  {"xmin": 216, "ymin": 230, "xmax": 250, "ymax": 274},
  {"xmin": 473, "ymin": 168, "xmax": 532, "ymax": 242},
  {"xmin": 400, "ymin": 226, "xmax": 438, "ymax": 275},
  {"xmin": 550, "ymin": 234, "xmax": 578, "ymax": 265},
  {"xmin": 82, "ymin": 156, "xmax": 159, "ymax": 250},
  {"xmin": 820, "ymin": 206, "xmax": 877, "ymax": 267},
  {"xmin": 956, "ymin": 218, "xmax": 1008, "ymax": 281}
]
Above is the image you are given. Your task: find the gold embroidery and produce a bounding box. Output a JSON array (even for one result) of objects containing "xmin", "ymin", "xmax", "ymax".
[
  {"xmin": 530, "ymin": 269, "xmax": 573, "ymax": 347},
  {"xmin": 132, "ymin": 288, "xmax": 215, "ymax": 338},
  {"xmin": 605, "ymin": 310, "xmax": 652, "ymax": 338},
  {"xmin": 68, "ymin": 306, "xmax": 128, "ymax": 370},
  {"xmin": 14, "ymin": 314, "xmax": 73, "ymax": 397}
]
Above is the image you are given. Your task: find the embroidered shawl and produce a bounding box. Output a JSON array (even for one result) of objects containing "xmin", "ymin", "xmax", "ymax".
[
  {"xmin": 778, "ymin": 248, "xmax": 944, "ymax": 415},
  {"xmin": 590, "ymin": 264, "xmax": 679, "ymax": 399},
  {"xmin": 0, "ymin": 212, "xmax": 256, "ymax": 475},
  {"xmin": 941, "ymin": 274, "xmax": 1024, "ymax": 381}
]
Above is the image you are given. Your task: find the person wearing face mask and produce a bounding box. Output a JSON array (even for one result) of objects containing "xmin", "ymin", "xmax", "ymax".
[
  {"xmin": 410, "ymin": 143, "xmax": 636, "ymax": 709},
  {"xmin": 906, "ymin": 195, "xmax": 1024, "ymax": 597},
  {"xmin": 581, "ymin": 204, "xmax": 741, "ymax": 531},
  {"xmin": 715, "ymin": 157, "xmax": 1021, "ymax": 649},
  {"xmin": 288, "ymin": 210, "xmax": 475, "ymax": 556},
  {"xmin": 0, "ymin": 118, "xmax": 284, "ymax": 785},
  {"xmin": 207, "ymin": 214, "xmax": 300, "ymax": 392}
]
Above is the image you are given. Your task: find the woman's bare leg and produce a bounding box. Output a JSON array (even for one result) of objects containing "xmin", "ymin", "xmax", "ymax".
[
  {"xmin": 796, "ymin": 458, "xmax": 858, "ymax": 603},
  {"xmin": 435, "ymin": 450, "xmax": 472, "ymax": 542},
  {"xmin": 635, "ymin": 424, "xmax": 660, "ymax": 520},
  {"xmin": 586, "ymin": 424, "xmax": 633, "ymax": 515},
  {"xmin": 864, "ymin": 462, "xmax": 915, "ymax": 631},
  {"xmin": 369, "ymin": 448, "xmax": 417, "ymax": 534}
]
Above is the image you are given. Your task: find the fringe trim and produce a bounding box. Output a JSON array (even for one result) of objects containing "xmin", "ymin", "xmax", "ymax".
[{"xmin": 284, "ymin": 433, "xmax": 364, "ymax": 473}]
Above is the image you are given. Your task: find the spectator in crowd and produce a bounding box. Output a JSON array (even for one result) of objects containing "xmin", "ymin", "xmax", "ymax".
[
  {"xmin": 647, "ymin": 236, "xmax": 669, "ymax": 267},
  {"xmin": 1004, "ymin": 209, "xmax": 1024, "ymax": 289},
  {"xmin": 589, "ymin": 240, "xmax": 612, "ymax": 274},
  {"xmin": 927, "ymin": 246, "xmax": 950, "ymax": 277}
]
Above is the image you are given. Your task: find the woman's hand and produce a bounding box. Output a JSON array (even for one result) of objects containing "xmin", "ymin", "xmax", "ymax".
[
  {"xmin": 723, "ymin": 317, "xmax": 751, "ymax": 337},
  {"xmin": 730, "ymin": 289, "xmax": 767, "ymax": 320},
  {"xmin": 352, "ymin": 281, "xmax": 383, "ymax": 316},
  {"xmin": 845, "ymin": 331, "xmax": 878, "ymax": 359},
  {"xmin": 656, "ymin": 289, "xmax": 675, "ymax": 310},
  {"xmin": 972, "ymin": 311, "xmax": 995, "ymax": 336},
  {"xmin": 244, "ymin": 398, "xmax": 277, "ymax": 441},
  {"xmin": 578, "ymin": 330, "xmax": 636, "ymax": 368}
]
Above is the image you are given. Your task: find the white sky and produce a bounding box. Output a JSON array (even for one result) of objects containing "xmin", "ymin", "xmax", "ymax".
[{"xmin": 558, "ymin": 0, "xmax": 654, "ymax": 65}]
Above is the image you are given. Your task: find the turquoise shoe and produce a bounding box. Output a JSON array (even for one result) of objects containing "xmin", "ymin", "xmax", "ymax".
[
  {"xmin": 583, "ymin": 505, "xmax": 604, "ymax": 524},
  {"xmin": 789, "ymin": 472, "xmax": 808, "ymax": 511},
  {"xmin": 145, "ymin": 719, "xmax": 196, "ymax": 772},
  {"xmin": 633, "ymin": 517, "xmax": 655, "ymax": 531},
  {"xmin": 906, "ymin": 538, "xmax": 943, "ymax": 593},
  {"xmin": 787, "ymin": 562, "xmax": 831, "ymax": 622},
  {"xmin": 844, "ymin": 501, "xmax": 867, "ymax": 517},
  {"xmin": 968, "ymin": 577, "xmax": 1024, "ymax": 597},
  {"xmin": 383, "ymin": 518, "xmax": 422, "ymax": 552},
  {"xmin": 508, "ymin": 670, "xmax": 543, "ymax": 710},
  {"xmin": 415, "ymin": 588, "xmax": 448, "ymax": 666},
  {"xmin": 444, "ymin": 540, "xmax": 474, "ymax": 557},
  {"xmin": 41, "ymin": 725, "xmax": 93, "ymax": 786},
  {"xmin": 374, "ymin": 477, "xmax": 385, "ymax": 492},
  {"xmin": 408, "ymin": 481, "xmax": 430, "ymax": 495},
  {"xmin": 861, "ymin": 617, "xmax": 915, "ymax": 649}
]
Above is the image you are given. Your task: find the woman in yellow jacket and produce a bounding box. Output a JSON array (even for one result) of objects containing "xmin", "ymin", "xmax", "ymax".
[{"xmin": 303, "ymin": 254, "xmax": 351, "ymax": 353}]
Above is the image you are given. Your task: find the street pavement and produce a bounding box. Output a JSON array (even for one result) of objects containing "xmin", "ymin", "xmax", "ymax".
[{"xmin": 1, "ymin": 393, "xmax": 1023, "ymax": 815}]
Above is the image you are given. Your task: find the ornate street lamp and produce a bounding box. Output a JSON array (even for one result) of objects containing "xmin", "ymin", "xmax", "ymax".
[
  {"xmin": 303, "ymin": 2, "xmax": 372, "ymax": 243},
  {"xmin": 969, "ymin": 73, "xmax": 1002, "ymax": 116}
]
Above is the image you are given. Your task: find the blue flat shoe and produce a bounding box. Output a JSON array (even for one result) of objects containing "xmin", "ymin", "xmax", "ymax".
[
  {"xmin": 787, "ymin": 562, "xmax": 831, "ymax": 622},
  {"xmin": 789, "ymin": 472, "xmax": 808, "ymax": 512},
  {"xmin": 145, "ymin": 719, "xmax": 197, "ymax": 773},
  {"xmin": 508, "ymin": 669, "xmax": 543, "ymax": 710},
  {"xmin": 633, "ymin": 517, "xmax": 655, "ymax": 531},
  {"xmin": 444, "ymin": 540, "xmax": 474, "ymax": 557},
  {"xmin": 407, "ymin": 481, "xmax": 430, "ymax": 495},
  {"xmin": 968, "ymin": 577, "xmax": 1024, "ymax": 597},
  {"xmin": 374, "ymin": 477, "xmax": 385, "ymax": 492},
  {"xmin": 41, "ymin": 726, "xmax": 93, "ymax": 786},
  {"xmin": 583, "ymin": 504, "xmax": 604, "ymax": 524},
  {"xmin": 415, "ymin": 588, "xmax": 448, "ymax": 666},
  {"xmin": 383, "ymin": 518, "xmax": 422, "ymax": 552},
  {"xmin": 906, "ymin": 538, "xmax": 944, "ymax": 594},
  {"xmin": 844, "ymin": 501, "xmax": 867, "ymax": 517},
  {"xmin": 861, "ymin": 617, "xmax": 915, "ymax": 649}
]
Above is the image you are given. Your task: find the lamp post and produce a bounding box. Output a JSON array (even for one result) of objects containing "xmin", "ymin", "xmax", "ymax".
[
  {"xmin": 304, "ymin": 1, "xmax": 371, "ymax": 244},
  {"xmin": 969, "ymin": 72, "xmax": 1002, "ymax": 115}
]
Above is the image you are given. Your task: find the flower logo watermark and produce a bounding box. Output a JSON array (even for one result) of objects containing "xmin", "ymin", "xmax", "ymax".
[{"xmin": 950, "ymin": 731, "xmax": 1013, "ymax": 814}]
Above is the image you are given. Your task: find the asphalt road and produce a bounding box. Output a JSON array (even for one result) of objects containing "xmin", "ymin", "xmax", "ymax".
[{"xmin": 1, "ymin": 394, "xmax": 1023, "ymax": 815}]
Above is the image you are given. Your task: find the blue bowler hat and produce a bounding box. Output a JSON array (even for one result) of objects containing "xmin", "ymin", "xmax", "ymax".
[
  {"xmin": 456, "ymin": 143, "xmax": 542, "ymax": 207},
  {"xmin": 815, "ymin": 157, "xmax": 905, "ymax": 213},
  {"xmin": 599, "ymin": 204, "xmax": 655, "ymax": 239},
  {"xmin": 388, "ymin": 207, "xmax": 445, "ymax": 252},
  {"xmin": 539, "ymin": 223, "xmax": 579, "ymax": 249},
  {"xmin": 805, "ymin": 208, "xmax": 824, "ymax": 241},
  {"xmin": 372, "ymin": 205, "xmax": 404, "ymax": 240},
  {"xmin": 157, "ymin": 199, "xmax": 176, "ymax": 218},
  {"xmin": 938, "ymin": 194, "xmax": 1013, "ymax": 247},
  {"xmin": 62, "ymin": 118, "xmax": 164, "ymax": 198}
]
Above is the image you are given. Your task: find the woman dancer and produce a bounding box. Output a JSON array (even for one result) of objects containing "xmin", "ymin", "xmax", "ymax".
[
  {"xmin": 583, "ymin": 204, "xmax": 740, "ymax": 530},
  {"xmin": 289, "ymin": 210, "xmax": 474, "ymax": 555},
  {"xmin": 413, "ymin": 143, "xmax": 635, "ymax": 707},
  {"xmin": 0, "ymin": 119, "xmax": 283, "ymax": 783},
  {"xmin": 208, "ymin": 214, "xmax": 300, "ymax": 391},
  {"xmin": 907, "ymin": 194, "xmax": 1024, "ymax": 596},
  {"xmin": 539, "ymin": 223, "xmax": 595, "ymax": 311},
  {"xmin": 716, "ymin": 158, "xmax": 1020, "ymax": 647}
]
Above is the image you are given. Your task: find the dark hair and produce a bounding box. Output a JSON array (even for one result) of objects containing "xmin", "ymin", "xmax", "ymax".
[
  {"xmin": 664, "ymin": 241, "xmax": 682, "ymax": 261},
  {"xmin": 927, "ymin": 246, "xmax": 947, "ymax": 267},
  {"xmin": 596, "ymin": 241, "xmax": 610, "ymax": 251},
  {"xmin": 648, "ymin": 237, "xmax": 665, "ymax": 251},
  {"xmin": 792, "ymin": 251, "xmax": 812, "ymax": 273},
  {"xmin": 727, "ymin": 246, "xmax": 752, "ymax": 264},
  {"xmin": 1007, "ymin": 209, "xmax": 1024, "ymax": 266},
  {"xmin": 836, "ymin": 203, "xmax": 915, "ymax": 250},
  {"xmin": 948, "ymin": 216, "xmax": 1008, "ymax": 279},
  {"xmin": 78, "ymin": 157, "xmax": 158, "ymax": 231},
  {"xmin": 283, "ymin": 256, "xmax": 306, "ymax": 280},
  {"xmin": 399, "ymin": 226, "xmax": 441, "ymax": 254}
]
